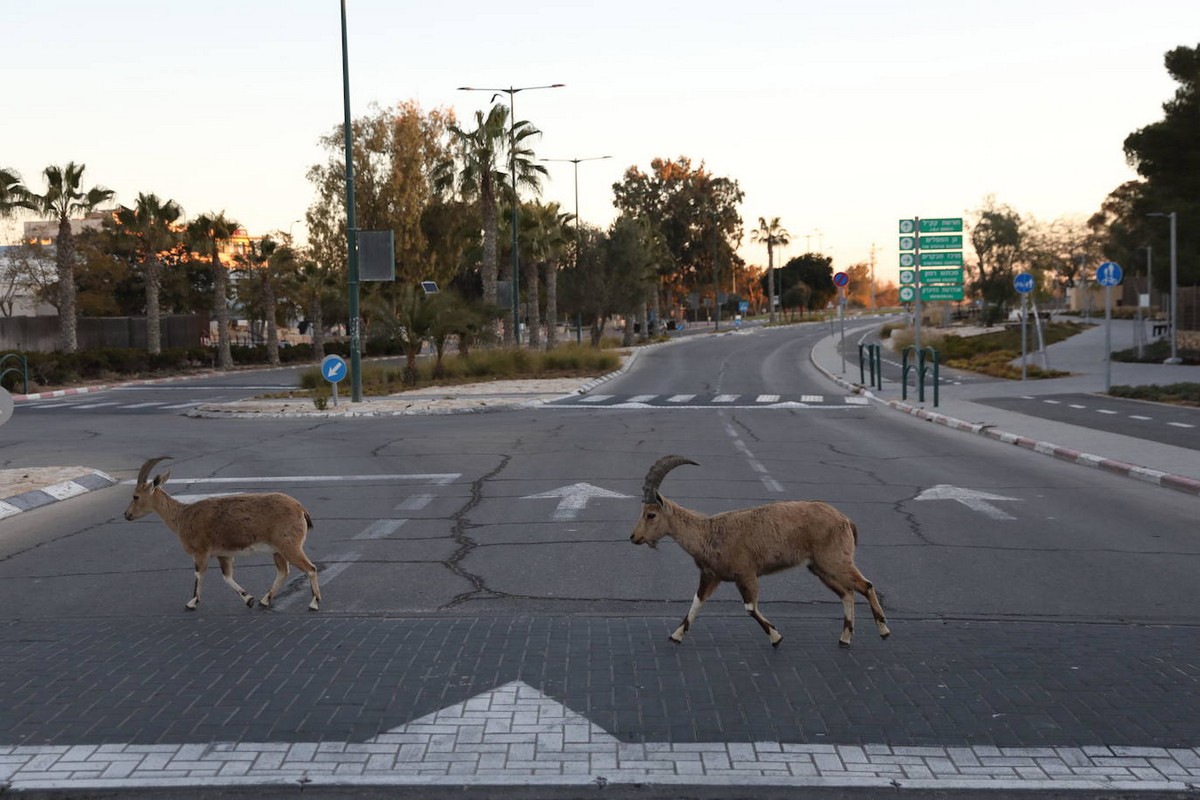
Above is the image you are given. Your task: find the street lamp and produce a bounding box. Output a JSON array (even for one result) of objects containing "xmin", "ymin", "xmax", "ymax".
[
  {"xmin": 1148, "ymin": 211, "xmax": 1180, "ymax": 364},
  {"xmin": 458, "ymin": 83, "xmax": 564, "ymax": 346},
  {"xmin": 539, "ymin": 155, "xmax": 611, "ymax": 251},
  {"xmin": 340, "ymin": 0, "xmax": 362, "ymax": 401}
]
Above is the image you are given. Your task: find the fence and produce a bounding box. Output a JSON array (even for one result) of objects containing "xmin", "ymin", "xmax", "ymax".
[{"xmin": 0, "ymin": 314, "xmax": 206, "ymax": 352}]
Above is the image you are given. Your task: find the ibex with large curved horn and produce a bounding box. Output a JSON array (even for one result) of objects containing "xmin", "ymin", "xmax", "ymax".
[
  {"xmin": 630, "ymin": 455, "xmax": 889, "ymax": 647},
  {"xmin": 124, "ymin": 457, "xmax": 322, "ymax": 611}
]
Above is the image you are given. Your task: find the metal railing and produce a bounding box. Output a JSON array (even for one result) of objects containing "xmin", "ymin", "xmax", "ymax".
[
  {"xmin": 857, "ymin": 343, "xmax": 883, "ymax": 390},
  {"xmin": 901, "ymin": 345, "xmax": 939, "ymax": 407}
]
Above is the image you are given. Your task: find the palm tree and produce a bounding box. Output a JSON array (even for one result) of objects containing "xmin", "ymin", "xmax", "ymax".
[
  {"xmin": 236, "ymin": 236, "xmax": 285, "ymax": 366},
  {"xmin": 520, "ymin": 201, "xmax": 574, "ymax": 349},
  {"xmin": 1, "ymin": 167, "xmax": 30, "ymax": 218},
  {"xmin": 113, "ymin": 193, "xmax": 183, "ymax": 354},
  {"xmin": 287, "ymin": 252, "xmax": 338, "ymax": 361},
  {"xmin": 23, "ymin": 163, "xmax": 114, "ymax": 352},
  {"xmin": 751, "ymin": 216, "xmax": 790, "ymax": 324},
  {"xmin": 187, "ymin": 212, "xmax": 240, "ymax": 369},
  {"xmin": 438, "ymin": 103, "xmax": 547, "ymax": 343}
]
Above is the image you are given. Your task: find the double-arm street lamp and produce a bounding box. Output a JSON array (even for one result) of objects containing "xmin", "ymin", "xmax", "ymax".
[
  {"xmin": 1148, "ymin": 211, "xmax": 1180, "ymax": 364},
  {"xmin": 458, "ymin": 83, "xmax": 564, "ymax": 346}
]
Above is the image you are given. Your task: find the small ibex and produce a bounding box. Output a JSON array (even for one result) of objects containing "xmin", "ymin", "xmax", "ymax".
[
  {"xmin": 123, "ymin": 457, "xmax": 322, "ymax": 612},
  {"xmin": 630, "ymin": 456, "xmax": 890, "ymax": 648}
]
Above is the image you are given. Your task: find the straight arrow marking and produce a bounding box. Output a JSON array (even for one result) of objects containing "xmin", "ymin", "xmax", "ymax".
[
  {"xmin": 521, "ymin": 482, "xmax": 632, "ymax": 520},
  {"xmin": 915, "ymin": 484, "xmax": 1021, "ymax": 520}
]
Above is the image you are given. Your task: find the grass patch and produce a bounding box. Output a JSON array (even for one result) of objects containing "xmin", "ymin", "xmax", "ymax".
[
  {"xmin": 889, "ymin": 322, "xmax": 1085, "ymax": 379},
  {"xmin": 1108, "ymin": 382, "xmax": 1200, "ymax": 407},
  {"xmin": 294, "ymin": 345, "xmax": 621, "ymax": 397}
]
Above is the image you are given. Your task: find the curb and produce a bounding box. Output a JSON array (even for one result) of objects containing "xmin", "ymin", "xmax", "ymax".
[
  {"xmin": 810, "ymin": 341, "xmax": 1200, "ymax": 498},
  {"xmin": 0, "ymin": 469, "xmax": 119, "ymax": 520}
]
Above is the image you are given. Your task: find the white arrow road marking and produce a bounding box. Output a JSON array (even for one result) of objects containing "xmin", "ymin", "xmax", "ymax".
[
  {"xmin": 1, "ymin": 680, "xmax": 1193, "ymax": 791},
  {"xmin": 521, "ymin": 482, "xmax": 632, "ymax": 520},
  {"xmin": 915, "ymin": 484, "xmax": 1021, "ymax": 520}
]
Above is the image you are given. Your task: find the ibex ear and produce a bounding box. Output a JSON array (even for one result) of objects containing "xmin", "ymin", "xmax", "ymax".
[{"xmin": 152, "ymin": 471, "xmax": 171, "ymax": 488}]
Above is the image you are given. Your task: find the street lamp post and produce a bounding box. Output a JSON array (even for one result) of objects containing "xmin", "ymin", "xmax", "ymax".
[
  {"xmin": 1148, "ymin": 211, "xmax": 1180, "ymax": 364},
  {"xmin": 339, "ymin": 0, "xmax": 362, "ymax": 401},
  {"xmin": 541, "ymin": 155, "xmax": 611, "ymax": 336},
  {"xmin": 458, "ymin": 83, "xmax": 564, "ymax": 346}
]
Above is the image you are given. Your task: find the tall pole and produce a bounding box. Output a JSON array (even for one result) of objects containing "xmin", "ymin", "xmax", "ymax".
[
  {"xmin": 459, "ymin": 84, "xmax": 563, "ymax": 347},
  {"xmin": 340, "ymin": 0, "xmax": 361, "ymax": 401},
  {"xmin": 540, "ymin": 155, "xmax": 611, "ymax": 267},
  {"xmin": 1150, "ymin": 211, "xmax": 1181, "ymax": 364},
  {"xmin": 1167, "ymin": 212, "xmax": 1179, "ymax": 364}
]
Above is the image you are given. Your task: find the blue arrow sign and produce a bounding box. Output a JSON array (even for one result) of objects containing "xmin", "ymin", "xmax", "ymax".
[
  {"xmin": 1013, "ymin": 273, "xmax": 1035, "ymax": 294},
  {"xmin": 1096, "ymin": 261, "xmax": 1123, "ymax": 287},
  {"xmin": 321, "ymin": 354, "xmax": 348, "ymax": 383}
]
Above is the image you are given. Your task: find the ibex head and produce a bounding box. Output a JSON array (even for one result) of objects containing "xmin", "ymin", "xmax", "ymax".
[
  {"xmin": 630, "ymin": 455, "xmax": 697, "ymax": 549},
  {"xmin": 123, "ymin": 456, "xmax": 172, "ymax": 521}
]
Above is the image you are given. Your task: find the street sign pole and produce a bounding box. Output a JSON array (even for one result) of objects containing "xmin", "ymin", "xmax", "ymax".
[
  {"xmin": 913, "ymin": 217, "xmax": 922, "ymax": 354},
  {"xmin": 1021, "ymin": 293, "xmax": 1028, "ymax": 381}
]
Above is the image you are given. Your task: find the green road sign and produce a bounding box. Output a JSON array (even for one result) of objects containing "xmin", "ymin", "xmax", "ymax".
[
  {"xmin": 919, "ymin": 235, "xmax": 963, "ymax": 250},
  {"xmin": 899, "ymin": 219, "xmax": 916, "ymax": 234},
  {"xmin": 918, "ymin": 251, "xmax": 963, "ymax": 266},
  {"xmin": 919, "ymin": 268, "xmax": 964, "ymax": 285},
  {"xmin": 921, "ymin": 285, "xmax": 964, "ymax": 302},
  {"xmin": 899, "ymin": 236, "xmax": 916, "ymax": 251},
  {"xmin": 899, "ymin": 285, "xmax": 916, "ymax": 303},
  {"xmin": 900, "ymin": 252, "xmax": 917, "ymax": 267},
  {"xmin": 920, "ymin": 218, "xmax": 963, "ymax": 233}
]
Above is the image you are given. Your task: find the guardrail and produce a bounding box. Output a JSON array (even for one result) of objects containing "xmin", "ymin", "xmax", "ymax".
[{"xmin": 901, "ymin": 345, "xmax": 939, "ymax": 407}]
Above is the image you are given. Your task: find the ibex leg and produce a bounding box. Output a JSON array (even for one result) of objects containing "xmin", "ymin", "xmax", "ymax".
[
  {"xmin": 218, "ymin": 556, "xmax": 255, "ymax": 607},
  {"xmin": 670, "ymin": 571, "xmax": 720, "ymax": 644}
]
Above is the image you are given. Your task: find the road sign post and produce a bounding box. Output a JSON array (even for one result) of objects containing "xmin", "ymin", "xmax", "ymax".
[
  {"xmin": 1096, "ymin": 262, "xmax": 1123, "ymax": 391},
  {"xmin": 1014, "ymin": 272, "xmax": 1035, "ymax": 380},
  {"xmin": 833, "ymin": 272, "xmax": 850, "ymax": 373},
  {"xmin": 321, "ymin": 353, "xmax": 349, "ymax": 407}
]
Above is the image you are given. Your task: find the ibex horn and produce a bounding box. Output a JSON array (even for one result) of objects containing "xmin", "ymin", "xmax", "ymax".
[
  {"xmin": 136, "ymin": 456, "xmax": 173, "ymax": 486},
  {"xmin": 642, "ymin": 455, "xmax": 698, "ymax": 504}
]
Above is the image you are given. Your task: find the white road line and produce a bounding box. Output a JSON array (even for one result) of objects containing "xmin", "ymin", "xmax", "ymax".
[
  {"xmin": 395, "ymin": 493, "xmax": 434, "ymax": 511},
  {"xmin": 579, "ymin": 395, "xmax": 613, "ymax": 403},
  {"xmin": 354, "ymin": 519, "xmax": 407, "ymax": 539},
  {"xmin": 756, "ymin": 395, "xmax": 780, "ymax": 403},
  {"xmin": 666, "ymin": 394, "xmax": 694, "ymax": 403},
  {"xmin": 276, "ymin": 553, "xmax": 360, "ymax": 610},
  {"xmin": 1043, "ymin": 399, "xmax": 1061, "ymax": 405},
  {"xmin": 1130, "ymin": 415, "xmax": 1153, "ymax": 420},
  {"xmin": 627, "ymin": 394, "xmax": 657, "ymax": 403},
  {"xmin": 1097, "ymin": 409, "xmax": 1118, "ymax": 415},
  {"xmin": 712, "ymin": 394, "xmax": 738, "ymax": 403},
  {"xmin": 844, "ymin": 396, "xmax": 869, "ymax": 405},
  {"xmin": 1069, "ymin": 404, "xmax": 1087, "ymax": 409},
  {"xmin": 160, "ymin": 402, "xmax": 204, "ymax": 409},
  {"xmin": 724, "ymin": 421, "xmax": 783, "ymax": 493},
  {"xmin": 801, "ymin": 394, "xmax": 823, "ymax": 403},
  {"xmin": 1168, "ymin": 421, "xmax": 1196, "ymax": 428},
  {"xmin": 122, "ymin": 473, "xmax": 461, "ymax": 486},
  {"xmin": 119, "ymin": 402, "xmax": 168, "ymax": 409},
  {"xmin": 72, "ymin": 401, "xmax": 120, "ymax": 409}
]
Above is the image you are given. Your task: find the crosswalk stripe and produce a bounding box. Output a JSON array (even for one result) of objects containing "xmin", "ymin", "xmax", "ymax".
[
  {"xmin": 667, "ymin": 394, "xmax": 695, "ymax": 403},
  {"xmin": 627, "ymin": 394, "xmax": 656, "ymax": 403},
  {"xmin": 713, "ymin": 394, "xmax": 738, "ymax": 403},
  {"xmin": 120, "ymin": 402, "xmax": 168, "ymax": 409},
  {"xmin": 579, "ymin": 395, "xmax": 613, "ymax": 403},
  {"xmin": 756, "ymin": 395, "xmax": 780, "ymax": 403},
  {"xmin": 844, "ymin": 396, "xmax": 869, "ymax": 405},
  {"xmin": 1168, "ymin": 422, "xmax": 1195, "ymax": 428},
  {"xmin": 72, "ymin": 402, "xmax": 119, "ymax": 409},
  {"xmin": 160, "ymin": 402, "xmax": 203, "ymax": 409},
  {"xmin": 801, "ymin": 395, "xmax": 823, "ymax": 403}
]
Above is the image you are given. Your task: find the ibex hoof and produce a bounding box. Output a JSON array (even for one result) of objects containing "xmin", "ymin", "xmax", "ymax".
[
  {"xmin": 258, "ymin": 598, "xmax": 271, "ymax": 608},
  {"xmin": 668, "ymin": 634, "xmax": 683, "ymax": 645},
  {"xmin": 184, "ymin": 603, "xmax": 198, "ymax": 611},
  {"xmin": 771, "ymin": 638, "xmax": 783, "ymax": 648},
  {"xmin": 838, "ymin": 640, "xmax": 851, "ymax": 648},
  {"xmin": 244, "ymin": 596, "xmax": 255, "ymax": 608}
]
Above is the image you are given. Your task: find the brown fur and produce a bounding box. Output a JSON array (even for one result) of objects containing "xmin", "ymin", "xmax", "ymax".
[
  {"xmin": 124, "ymin": 457, "xmax": 322, "ymax": 612},
  {"xmin": 629, "ymin": 457, "xmax": 889, "ymax": 647}
]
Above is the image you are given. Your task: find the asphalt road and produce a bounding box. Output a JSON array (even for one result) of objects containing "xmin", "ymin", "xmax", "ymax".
[{"xmin": 1, "ymin": 325, "xmax": 1197, "ymax": 796}]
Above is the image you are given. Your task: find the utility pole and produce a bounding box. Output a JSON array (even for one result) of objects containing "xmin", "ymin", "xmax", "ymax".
[{"xmin": 869, "ymin": 243, "xmax": 877, "ymax": 311}]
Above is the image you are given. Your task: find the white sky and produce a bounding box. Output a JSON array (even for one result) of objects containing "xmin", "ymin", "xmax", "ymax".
[{"xmin": 4, "ymin": 1, "xmax": 1195, "ymax": 285}]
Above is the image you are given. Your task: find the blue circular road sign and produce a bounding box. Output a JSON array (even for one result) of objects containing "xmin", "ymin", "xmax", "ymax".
[
  {"xmin": 321, "ymin": 354, "xmax": 348, "ymax": 384},
  {"xmin": 1013, "ymin": 273, "xmax": 1035, "ymax": 294},
  {"xmin": 833, "ymin": 271, "xmax": 849, "ymax": 288},
  {"xmin": 1096, "ymin": 261, "xmax": 1123, "ymax": 287}
]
